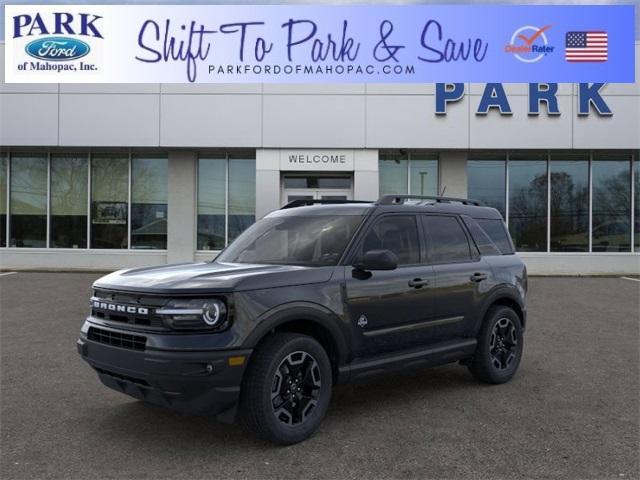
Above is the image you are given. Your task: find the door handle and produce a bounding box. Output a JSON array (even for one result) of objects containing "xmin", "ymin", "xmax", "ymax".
[
  {"xmin": 408, "ymin": 278, "xmax": 430, "ymax": 288},
  {"xmin": 470, "ymin": 272, "xmax": 488, "ymax": 282}
]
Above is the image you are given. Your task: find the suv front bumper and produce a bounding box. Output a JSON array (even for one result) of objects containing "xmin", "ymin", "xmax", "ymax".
[{"xmin": 77, "ymin": 321, "xmax": 251, "ymax": 420}]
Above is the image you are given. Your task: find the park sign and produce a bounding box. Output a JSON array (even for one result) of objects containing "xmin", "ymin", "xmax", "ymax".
[{"xmin": 3, "ymin": 4, "xmax": 635, "ymax": 84}]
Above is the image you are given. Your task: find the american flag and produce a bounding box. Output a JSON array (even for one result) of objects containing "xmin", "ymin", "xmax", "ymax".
[{"xmin": 565, "ymin": 31, "xmax": 608, "ymax": 62}]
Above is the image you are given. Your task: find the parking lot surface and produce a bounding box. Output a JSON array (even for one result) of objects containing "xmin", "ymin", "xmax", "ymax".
[{"xmin": 1, "ymin": 273, "xmax": 638, "ymax": 480}]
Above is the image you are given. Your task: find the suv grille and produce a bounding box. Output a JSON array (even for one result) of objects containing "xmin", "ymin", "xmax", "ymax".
[
  {"xmin": 91, "ymin": 290, "xmax": 168, "ymax": 330},
  {"xmin": 88, "ymin": 327, "xmax": 146, "ymax": 351}
]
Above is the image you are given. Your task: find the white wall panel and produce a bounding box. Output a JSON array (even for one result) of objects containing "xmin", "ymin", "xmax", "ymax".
[
  {"xmin": 60, "ymin": 84, "xmax": 160, "ymax": 94},
  {"xmin": 0, "ymin": 93, "xmax": 59, "ymax": 145},
  {"xmin": 469, "ymin": 95, "xmax": 573, "ymax": 149},
  {"xmin": 161, "ymin": 94, "xmax": 261, "ymax": 147},
  {"xmin": 59, "ymin": 94, "xmax": 160, "ymax": 146},
  {"xmin": 573, "ymin": 96, "xmax": 640, "ymax": 149},
  {"xmin": 366, "ymin": 95, "xmax": 469, "ymax": 148},
  {"xmin": 161, "ymin": 84, "xmax": 261, "ymax": 94},
  {"xmin": 263, "ymin": 84, "xmax": 365, "ymax": 94},
  {"xmin": 262, "ymin": 95, "xmax": 365, "ymax": 148}
]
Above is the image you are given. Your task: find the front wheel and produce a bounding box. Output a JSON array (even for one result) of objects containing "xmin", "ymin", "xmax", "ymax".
[
  {"xmin": 468, "ymin": 306, "xmax": 524, "ymax": 384},
  {"xmin": 240, "ymin": 333, "xmax": 332, "ymax": 445}
]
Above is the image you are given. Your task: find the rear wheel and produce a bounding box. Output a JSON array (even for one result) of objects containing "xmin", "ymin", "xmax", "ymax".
[
  {"xmin": 468, "ymin": 306, "xmax": 523, "ymax": 384},
  {"xmin": 240, "ymin": 333, "xmax": 332, "ymax": 444}
]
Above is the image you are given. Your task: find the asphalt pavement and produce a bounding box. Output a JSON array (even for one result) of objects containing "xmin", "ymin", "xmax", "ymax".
[{"xmin": 0, "ymin": 273, "xmax": 638, "ymax": 479}]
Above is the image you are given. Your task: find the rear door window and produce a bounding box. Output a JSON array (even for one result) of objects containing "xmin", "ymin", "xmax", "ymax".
[{"xmin": 422, "ymin": 215, "xmax": 472, "ymax": 264}]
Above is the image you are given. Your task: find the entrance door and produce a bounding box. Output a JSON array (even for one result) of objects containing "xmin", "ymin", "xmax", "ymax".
[{"xmin": 282, "ymin": 175, "xmax": 353, "ymax": 205}]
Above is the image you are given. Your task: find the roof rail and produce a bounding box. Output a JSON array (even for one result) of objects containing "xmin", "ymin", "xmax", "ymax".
[
  {"xmin": 281, "ymin": 199, "xmax": 373, "ymax": 209},
  {"xmin": 377, "ymin": 195, "xmax": 484, "ymax": 206}
]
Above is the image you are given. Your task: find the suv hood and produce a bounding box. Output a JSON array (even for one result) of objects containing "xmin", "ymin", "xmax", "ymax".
[{"xmin": 93, "ymin": 261, "xmax": 335, "ymax": 294}]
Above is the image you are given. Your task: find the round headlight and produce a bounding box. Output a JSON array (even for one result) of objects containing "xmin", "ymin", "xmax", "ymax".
[{"xmin": 203, "ymin": 300, "xmax": 226, "ymax": 326}]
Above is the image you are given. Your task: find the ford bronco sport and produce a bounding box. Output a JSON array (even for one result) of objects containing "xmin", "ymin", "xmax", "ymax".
[{"xmin": 77, "ymin": 195, "xmax": 527, "ymax": 444}]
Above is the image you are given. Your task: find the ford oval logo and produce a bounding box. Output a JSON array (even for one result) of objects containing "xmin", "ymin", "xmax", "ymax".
[{"xmin": 25, "ymin": 37, "xmax": 90, "ymax": 62}]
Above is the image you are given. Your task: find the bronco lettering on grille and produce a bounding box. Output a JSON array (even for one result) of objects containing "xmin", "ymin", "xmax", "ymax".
[{"xmin": 91, "ymin": 300, "xmax": 149, "ymax": 316}]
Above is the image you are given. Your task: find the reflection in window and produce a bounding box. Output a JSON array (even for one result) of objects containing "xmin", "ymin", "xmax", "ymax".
[
  {"xmin": 379, "ymin": 152, "xmax": 438, "ymax": 197},
  {"xmin": 197, "ymin": 157, "xmax": 226, "ymax": 250},
  {"xmin": 550, "ymin": 156, "xmax": 589, "ymax": 252},
  {"xmin": 0, "ymin": 155, "xmax": 6, "ymax": 247},
  {"xmin": 508, "ymin": 156, "xmax": 547, "ymax": 252},
  {"xmin": 228, "ymin": 157, "xmax": 256, "ymax": 243},
  {"xmin": 50, "ymin": 155, "xmax": 88, "ymax": 248},
  {"xmin": 592, "ymin": 156, "xmax": 631, "ymax": 252},
  {"xmin": 379, "ymin": 152, "xmax": 408, "ymax": 196},
  {"xmin": 10, "ymin": 155, "xmax": 47, "ymax": 248},
  {"xmin": 131, "ymin": 156, "xmax": 168, "ymax": 249},
  {"xmin": 91, "ymin": 155, "xmax": 128, "ymax": 249},
  {"xmin": 468, "ymin": 158, "xmax": 506, "ymax": 218},
  {"xmin": 409, "ymin": 156, "xmax": 438, "ymax": 196}
]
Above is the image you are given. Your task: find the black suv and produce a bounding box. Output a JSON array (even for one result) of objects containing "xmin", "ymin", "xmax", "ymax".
[{"xmin": 78, "ymin": 195, "xmax": 527, "ymax": 444}]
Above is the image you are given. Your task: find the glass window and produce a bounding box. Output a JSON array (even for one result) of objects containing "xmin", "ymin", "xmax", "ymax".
[
  {"xmin": 409, "ymin": 156, "xmax": 438, "ymax": 196},
  {"xmin": 91, "ymin": 155, "xmax": 128, "ymax": 249},
  {"xmin": 0, "ymin": 155, "xmax": 6, "ymax": 247},
  {"xmin": 461, "ymin": 216, "xmax": 501, "ymax": 256},
  {"xmin": 550, "ymin": 155, "xmax": 589, "ymax": 252},
  {"xmin": 508, "ymin": 155, "xmax": 548, "ymax": 252},
  {"xmin": 468, "ymin": 157, "xmax": 506, "ymax": 218},
  {"xmin": 592, "ymin": 154, "xmax": 631, "ymax": 252},
  {"xmin": 476, "ymin": 218, "xmax": 514, "ymax": 254},
  {"xmin": 360, "ymin": 215, "xmax": 420, "ymax": 265},
  {"xmin": 10, "ymin": 154, "xmax": 47, "ymax": 247},
  {"xmin": 423, "ymin": 215, "xmax": 472, "ymax": 263},
  {"xmin": 217, "ymin": 214, "xmax": 364, "ymax": 267},
  {"xmin": 131, "ymin": 156, "xmax": 168, "ymax": 249},
  {"xmin": 379, "ymin": 152, "xmax": 408, "ymax": 196},
  {"xmin": 50, "ymin": 155, "xmax": 88, "ymax": 248},
  {"xmin": 228, "ymin": 157, "xmax": 256, "ymax": 243},
  {"xmin": 198, "ymin": 157, "xmax": 226, "ymax": 250},
  {"xmin": 635, "ymin": 156, "xmax": 639, "ymax": 252}
]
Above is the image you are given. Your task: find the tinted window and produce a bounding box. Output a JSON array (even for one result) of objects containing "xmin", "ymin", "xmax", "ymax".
[
  {"xmin": 476, "ymin": 218, "xmax": 514, "ymax": 254},
  {"xmin": 423, "ymin": 216, "xmax": 471, "ymax": 263},
  {"xmin": 462, "ymin": 217, "xmax": 501, "ymax": 256},
  {"xmin": 592, "ymin": 156, "xmax": 631, "ymax": 252},
  {"xmin": 468, "ymin": 158, "xmax": 506, "ymax": 218},
  {"xmin": 550, "ymin": 156, "xmax": 589, "ymax": 252},
  {"xmin": 508, "ymin": 157, "xmax": 548, "ymax": 252},
  {"xmin": 360, "ymin": 216, "xmax": 420, "ymax": 265},
  {"xmin": 51, "ymin": 155, "xmax": 88, "ymax": 248}
]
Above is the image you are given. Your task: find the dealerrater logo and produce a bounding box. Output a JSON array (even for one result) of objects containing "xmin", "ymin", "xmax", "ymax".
[
  {"xmin": 12, "ymin": 12, "xmax": 103, "ymax": 72},
  {"xmin": 505, "ymin": 25, "xmax": 554, "ymax": 63}
]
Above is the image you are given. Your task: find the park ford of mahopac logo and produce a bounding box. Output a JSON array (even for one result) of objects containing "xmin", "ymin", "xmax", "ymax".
[{"xmin": 12, "ymin": 12, "xmax": 103, "ymax": 73}]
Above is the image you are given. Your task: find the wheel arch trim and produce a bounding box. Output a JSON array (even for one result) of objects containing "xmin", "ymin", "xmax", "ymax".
[{"xmin": 242, "ymin": 302, "xmax": 351, "ymax": 367}]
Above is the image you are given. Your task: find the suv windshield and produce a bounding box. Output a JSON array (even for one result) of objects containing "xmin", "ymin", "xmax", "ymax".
[{"xmin": 216, "ymin": 214, "xmax": 365, "ymax": 266}]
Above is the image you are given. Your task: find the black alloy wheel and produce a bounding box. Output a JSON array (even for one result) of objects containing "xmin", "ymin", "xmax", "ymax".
[
  {"xmin": 240, "ymin": 333, "xmax": 332, "ymax": 444},
  {"xmin": 271, "ymin": 351, "xmax": 322, "ymax": 426},
  {"xmin": 489, "ymin": 317, "xmax": 518, "ymax": 371},
  {"xmin": 468, "ymin": 306, "xmax": 524, "ymax": 384}
]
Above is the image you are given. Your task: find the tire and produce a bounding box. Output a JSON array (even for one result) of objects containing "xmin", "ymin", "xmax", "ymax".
[
  {"xmin": 240, "ymin": 333, "xmax": 332, "ymax": 445},
  {"xmin": 468, "ymin": 306, "xmax": 524, "ymax": 384}
]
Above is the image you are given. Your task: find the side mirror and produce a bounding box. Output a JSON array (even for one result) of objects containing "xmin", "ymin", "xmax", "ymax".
[{"xmin": 354, "ymin": 249, "xmax": 398, "ymax": 271}]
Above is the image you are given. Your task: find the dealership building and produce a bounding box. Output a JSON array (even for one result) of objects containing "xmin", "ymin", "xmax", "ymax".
[{"xmin": 0, "ymin": 41, "xmax": 638, "ymax": 274}]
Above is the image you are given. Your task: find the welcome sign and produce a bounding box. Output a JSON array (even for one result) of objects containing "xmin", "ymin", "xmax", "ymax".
[{"xmin": 3, "ymin": 4, "xmax": 636, "ymax": 83}]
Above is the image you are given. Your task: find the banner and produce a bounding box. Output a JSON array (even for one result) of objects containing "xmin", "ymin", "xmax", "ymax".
[{"xmin": 3, "ymin": 4, "xmax": 636, "ymax": 83}]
